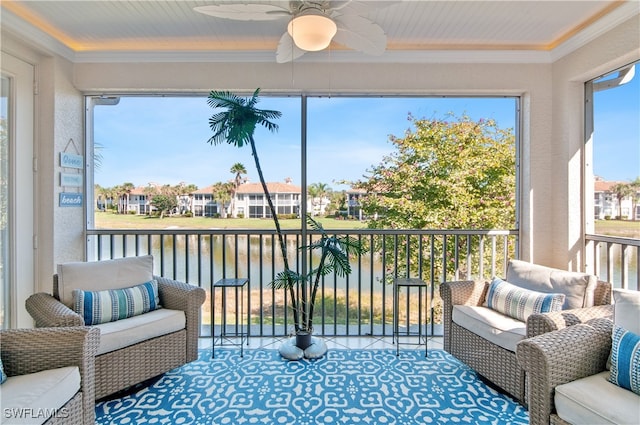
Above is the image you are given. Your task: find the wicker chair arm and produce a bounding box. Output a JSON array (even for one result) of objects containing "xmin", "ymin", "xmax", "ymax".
[
  {"xmin": 155, "ymin": 275, "xmax": 206, "ymax": 363},
  {"xmin": 516, "ymin": 318, "xmax": 613, "ymax": 425},
  {"xmin": 155, "ymin": 275, "xmax": 206, "ymax": 311},
  {"xmin": 440, "ymin": 280, "xmax": 487, "ymax": 307},
  {"xmin": 0, "ymin": 326, "xmax": 100, "ymax": 425},
  {"xmin": 25, "ymin": 292, "xmax": 84, "ymax": 327},
  {"xmin": 526, "ymin": 304, "xmax": 613, "ymax": 338}
]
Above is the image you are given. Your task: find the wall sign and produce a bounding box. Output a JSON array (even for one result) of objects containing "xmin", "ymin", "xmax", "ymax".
[
  {"xmin": 60, "ymin": 152, "xmax": 83, "ymax": 169},
  {"xmin": 59, "ymin": 192, "xmax": 83, "ymax": 207},
  {"xmin": 60, "ymin": 173, "xmax": 82, "ymax": 187}
]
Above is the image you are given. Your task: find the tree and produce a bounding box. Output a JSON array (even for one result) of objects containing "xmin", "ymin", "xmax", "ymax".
[
  {"xmin": 118, "ymin": 182, "xmax": 135, "ymax": 214},
  {"xmin": 175, "ymin": 182, "xmax": 198, "ymax": 214},
  {"xmin": 611, "ymin": 182, "xmax": 634, "ymax": 219},
  {"xmin": 212, "ymin": 181, "xmax": 233, "ymax": 217},
  {"xmin": 356, "ymin": 114, "xmax": 515, "ymax": 229},
  {"xmin": 143, "ymin": 183, "xmax": 160, "ymax": 215},
  {"xmin": 308, "ymin": 182, "xmax": 332, "ymax": 216},
  {"xmin": 354, "ymin": 113, "xmax": 516, "ymax": 278},
  {"xmin": 205, "ymin": 89, "xmax": 299, "ymax": 329},
  {"xmin": 230, "ymin": 162, "xmax": 247, "ymax": 217},
  {"xmin": 630, "ymin": 177, "xmax": 640, "ymax": 221},
  {"xmin": 151, "ymin": 194, "xmax": 177, "ymax": 219}
]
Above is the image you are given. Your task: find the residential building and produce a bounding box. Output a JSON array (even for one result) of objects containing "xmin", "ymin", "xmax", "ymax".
[
  {"xmin": 235, "ymin": 181, "xmax": 301, "ymax": 218},
  {"xmin": 593, "ymin": 177, "xmax": 640, "ymax": 220}
]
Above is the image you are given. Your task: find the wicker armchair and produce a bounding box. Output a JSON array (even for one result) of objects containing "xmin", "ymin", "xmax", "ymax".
[
  {"xmin": 440, "ymin": 277, "xmax": 612, "ymax": 403},
  {"xmin": 516, "ymin": 318, "xmax": 613, "ymax": 425},
  {"xmin": 26, "ymin": 256, "xmax": 206, "ymax": 399},
  {"xmin": 0, "ymin": 327, "xmax": 100, "ymax": 425}
]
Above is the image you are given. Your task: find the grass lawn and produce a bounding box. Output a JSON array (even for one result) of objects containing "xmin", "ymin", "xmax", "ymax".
[
  {"xmin": 94, "ymin": 212, "xmax": 639, "ymax": 239},
  {"xmin": 94, "ymin": 211, "xmax": 368, "ymax": 230},
  {"xmin": 594, "ymin": 219, "xmax": 640, "ymax": 239}
]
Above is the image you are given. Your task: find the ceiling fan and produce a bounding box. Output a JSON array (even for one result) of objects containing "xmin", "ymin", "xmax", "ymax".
[{"xmin": 194, "ymin": 1, "xmax": 395, "ymax": 63}]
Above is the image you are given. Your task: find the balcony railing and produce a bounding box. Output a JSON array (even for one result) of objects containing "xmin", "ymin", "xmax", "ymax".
[
  {"xmin": 586, "ymin": 233, "xmax": 640, "ymax": 290},
  {"xmin": 87, "ymin": 228, "xmax": 518, "ymax": 339}
]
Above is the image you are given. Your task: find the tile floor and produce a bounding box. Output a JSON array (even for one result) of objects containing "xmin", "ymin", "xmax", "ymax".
[{"xmin": 201, "ymin": 335, "xmax": 443, "ymax": 352}]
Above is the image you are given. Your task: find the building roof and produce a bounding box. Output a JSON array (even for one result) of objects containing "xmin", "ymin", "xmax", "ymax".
[{"xmin": 236, "ymin": 182, "xmax": 301, "ymax": 194}]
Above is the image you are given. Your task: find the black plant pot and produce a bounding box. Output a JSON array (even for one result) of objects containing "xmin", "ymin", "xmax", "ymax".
[{"xmin": 295, "ymin": 332, "xmax": 313, "ymax": 350}]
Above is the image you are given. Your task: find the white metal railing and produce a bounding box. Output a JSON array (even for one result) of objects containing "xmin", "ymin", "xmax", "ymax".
[{"xmin": 586, "ymin": 234, "xmax": 640, "ymax": 290}]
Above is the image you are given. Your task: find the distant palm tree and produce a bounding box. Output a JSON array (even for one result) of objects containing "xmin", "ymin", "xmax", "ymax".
[
  {"xmin": 611, "ymin": 182, "xmax": 634, "ymax": 219},
  {"xmin": 630, "ymin": 177, "xmax": 640, "ymax": 221},
  {"xmin": 119, "ymin": 182, "xmax": 135, "ymax": 214},
  {"xmin": 205, "ymin": 89, "xmax": 300, "ymax": 328},
  {"xmin": 309, "ymin": 182, "xmax": 332, "ymax": 216},
  {"xmin": 230, "ymin": 162, "xmax": 247, "ymax": 217},
  {"xmin": 212, "ymin": 181, "xmax": 233, "ymax": 217}
]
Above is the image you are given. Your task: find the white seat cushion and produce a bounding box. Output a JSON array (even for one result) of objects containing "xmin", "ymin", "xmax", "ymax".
[
  {"xmin": 95, "ymin": 308, "xmax": 186, "ymax": 355},
  {"xmin": 0, "ymin": 366, "xmax": 80, "ymax": 425},
  {"xmin": 452, "ymin": 305, "xmax": 526, "ymax": 352},
  {"xmin": 555, "ymin": 371, "xmax": 640, "ymax": 425}
]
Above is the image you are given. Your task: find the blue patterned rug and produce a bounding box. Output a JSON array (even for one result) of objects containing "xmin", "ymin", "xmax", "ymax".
[{"xmin": 96, "ymin": 349, "xmax": 528, "ymax": 424}]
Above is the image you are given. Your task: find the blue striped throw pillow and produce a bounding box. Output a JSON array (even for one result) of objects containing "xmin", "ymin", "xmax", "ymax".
[
  {"xmin": 0, "ymin": 357, "xmax": 7, "ymax": 384},
  {"xmin": 485, "ymin": 277, "xmax": 565, "ymax": 321},
  {"xmin": 72, "ymin": 280, "xmax": 161, "ymax": 325},
  {"xmin": 609, "ymin": 324, "xmax": 640, "ymax": 395}
]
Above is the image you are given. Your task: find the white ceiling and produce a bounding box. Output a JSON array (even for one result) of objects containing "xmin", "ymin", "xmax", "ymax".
[{"xmin": 1, "ymin": 0, "xmax": 639, "ymax": 63}]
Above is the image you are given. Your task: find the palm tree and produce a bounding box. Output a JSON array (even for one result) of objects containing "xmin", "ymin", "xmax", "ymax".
[
  {"xmin": 206, "ymin": 89, "xmax": 300, "ymax": 330},
  {"xmin": 611, "ymin": 182, "xmax": 634, "ymax": 219},
  {"xmin": 230, "ymin": 162, "xmax": 247, "ymax": 217},
  {"xmin": 212, "ymin": 181, "xmax": 233, "ymax": 217},
  {"xmin": 118, "ymin": 182, "xmax": 135, "ymax": 214},
  {"xmin": 309, "ymin": 182, "xmax": 332, "ymax": 216},
  {"xmin": 630, "ymin": 177, "xmax": 640, "ymax": 221}
]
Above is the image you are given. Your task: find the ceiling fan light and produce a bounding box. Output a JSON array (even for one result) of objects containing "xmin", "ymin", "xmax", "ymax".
[{"xmin": 287, "ymin": 11, "xmax": 337, "ymax": 52}]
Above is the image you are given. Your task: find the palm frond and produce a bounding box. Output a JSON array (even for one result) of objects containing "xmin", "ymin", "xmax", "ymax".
[
  {"xmin": 306, "ymin": 215, "xmax": 324, "ymax": 232},
  {"xmin": 270, "ymin": 269, "xmax": 305, "ymax": 290},
  {"xmin": 309, "ymin": 265, "xmax": 335, "ymax": 277}
]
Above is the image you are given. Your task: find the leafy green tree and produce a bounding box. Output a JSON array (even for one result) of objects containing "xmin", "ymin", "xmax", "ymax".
[
  {"xmin": 230, "ymin": 162, "xmax": 247, "ymax": 217},
  {"xmin": 354, "ymin": 113, "xmax": 516, "ymax": 279},
  {"xmin": 151, "ymin": 194, "xmax": 177, "ymax": 219},
  {"xmin": 357, "ymin": 114, "xmax": 515, "ymax": 229}
]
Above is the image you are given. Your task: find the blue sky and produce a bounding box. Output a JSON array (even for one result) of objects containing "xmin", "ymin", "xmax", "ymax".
[{"xmin": 94, "ymin": 75, "xmax": 639, "ymax": 191}]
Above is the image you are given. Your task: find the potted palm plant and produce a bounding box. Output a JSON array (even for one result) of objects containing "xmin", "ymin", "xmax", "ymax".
[
  {"xmin": 206, "ymin": 88, "xmax": 364, "ymax": 359},
  {"xmin": 272, "ymin": 214, "xmax": 365, "ymax": 356}
]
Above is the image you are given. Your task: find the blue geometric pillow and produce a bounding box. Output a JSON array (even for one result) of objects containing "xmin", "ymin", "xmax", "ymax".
[
  {"xmin": 0, "ymin": 357, "xmax": 7, "ymax": 384},
  {"xmin": 485, "ymin": 277, "xmax": 565, "ymax": 321},
  {"xmin": 72, "ymin": 280, "xmax": 161, "ymax": 325},
  {"xmin": 609, "ymin": 324, "xmax": 640, "ymax": 395}
]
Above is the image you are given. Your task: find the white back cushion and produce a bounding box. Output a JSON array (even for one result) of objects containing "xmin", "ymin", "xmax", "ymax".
[
  {"xmin": 505, "ymin": 259, "xmax": 597, "ymax": 309},
  {"xmin": 613, "ymin": 289, "xmax": 640, "ymax": 334},
  {"xmin": 57, "ymin": 255, "xmax": 153, "ymax": 307}
]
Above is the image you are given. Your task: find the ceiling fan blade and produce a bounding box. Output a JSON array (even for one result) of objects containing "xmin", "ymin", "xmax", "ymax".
[
  {"xmin": 276, "ymin": 32, "xmax": 307, "ymax": 63},
  {"xmin": 332, "ymin": 15, "xmax": 387, "ymax": 56},
  {"xmin": 328, "ymin": 1, "xmax": 399, "ymax": 16},
  {"xmin": 194, "ymin": 3, "xmax": 290, "ymax": 21}
]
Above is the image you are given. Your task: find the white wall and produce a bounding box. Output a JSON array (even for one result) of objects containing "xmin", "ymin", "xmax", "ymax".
[{"xmin": 548, "ymin": 15, "xmax": 640, "ymax": 272}]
